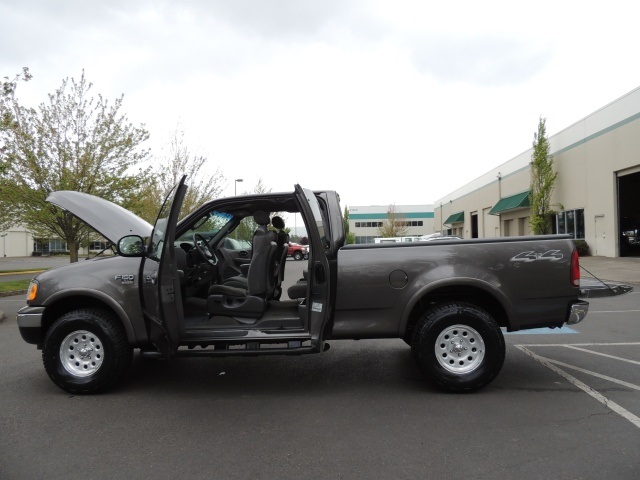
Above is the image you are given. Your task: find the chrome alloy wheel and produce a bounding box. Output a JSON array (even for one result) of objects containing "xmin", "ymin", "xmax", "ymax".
[
  {"xmin": 435, "ymin": 324, "xmax": 485, "ymax": 374},
  {"xmin": 59, "ymin": 330, "xmax": 104, "ymax": 377}
]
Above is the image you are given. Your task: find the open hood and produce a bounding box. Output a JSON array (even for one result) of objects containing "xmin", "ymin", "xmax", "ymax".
[{"xmin": 47, "ymin": 191, "xmax": 153, "ymax": 243}]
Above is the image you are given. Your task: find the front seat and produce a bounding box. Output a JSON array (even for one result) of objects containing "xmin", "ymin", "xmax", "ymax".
[{"xmin": 207, "ymin": 211, "xmax": 278, "ymax": 319}]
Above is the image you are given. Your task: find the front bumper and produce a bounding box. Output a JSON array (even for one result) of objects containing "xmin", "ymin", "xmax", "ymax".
[
  {"xmin": 17, "ymin": 306, "xmax": 45, "ymax": 344},
  {"xmin": 566, "ymin": 300, "xmax": 589, "ymax": 325}
]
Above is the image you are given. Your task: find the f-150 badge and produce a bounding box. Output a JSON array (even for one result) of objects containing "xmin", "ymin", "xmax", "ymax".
[
  {"xmin": 114, "ymin": 274, "xmax": 135, "ymax": 285},
  {"xmin": 510, "ymin": 250, "xmax": 563, "ymax": 263}
]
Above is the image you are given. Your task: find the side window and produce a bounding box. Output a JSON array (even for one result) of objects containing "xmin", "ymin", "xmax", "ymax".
[
  {"xmin": 222, "ymin": 237, "xmax": 252, "ymax": 251},
  {"xmin": 234, "ymin": 216, "xmax": 258, "ymax": 246}
]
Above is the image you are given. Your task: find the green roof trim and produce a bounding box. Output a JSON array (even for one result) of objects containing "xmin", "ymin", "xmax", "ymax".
[
  {"xmin": 489, "ymin": 190, "xmax": 531, "ymax": 215},
  {"xmin": 444, "ymin": 211, "xmax": 464, "ymax": 224}
]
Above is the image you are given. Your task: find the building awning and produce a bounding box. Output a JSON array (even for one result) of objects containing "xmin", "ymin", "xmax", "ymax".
[
  {"xmin": 444, "ymin": 211, "xmax": 464, "ymax": 224},
  {"xmin": 489, "ymin": 190, "xmax": 531, "ymax": 215}
]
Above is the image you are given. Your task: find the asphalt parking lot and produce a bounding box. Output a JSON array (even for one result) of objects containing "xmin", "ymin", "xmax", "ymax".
[
  {"xmin": 0, "ymin": 258, "xmax": 639, "ymax": 479},
  {"xmin": 506, "ymin": 290, "xmax": 640, "ymax": 432}
]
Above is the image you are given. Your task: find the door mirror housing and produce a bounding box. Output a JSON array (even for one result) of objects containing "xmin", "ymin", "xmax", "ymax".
[{"xmin": 117, "ymin": 235, "xmax": 146, "ymax": 257}]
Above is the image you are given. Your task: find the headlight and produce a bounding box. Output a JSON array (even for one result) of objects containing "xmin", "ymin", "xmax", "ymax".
[
  {"xmin": 26, "ymin": 280, "xmax": 38, "ymax": 303},
  {"xmin": 622, "ymin": 230, "xmax": 634, "ymax": 237}
]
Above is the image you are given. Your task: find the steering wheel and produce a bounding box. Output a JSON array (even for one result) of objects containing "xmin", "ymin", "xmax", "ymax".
[{"xmin": 193, "ymin": 233, "xmax": 218, "ymax": 266}]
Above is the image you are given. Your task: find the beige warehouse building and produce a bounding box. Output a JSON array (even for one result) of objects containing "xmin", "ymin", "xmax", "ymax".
[{"xmin": 434, "ymin": 86, "xmax": 640, "ymax": 258}]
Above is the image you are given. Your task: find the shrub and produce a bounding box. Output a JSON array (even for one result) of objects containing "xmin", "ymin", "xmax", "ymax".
[{"xmin": 573, "ymin": 240, "xmax": 590, "ymax": 256}]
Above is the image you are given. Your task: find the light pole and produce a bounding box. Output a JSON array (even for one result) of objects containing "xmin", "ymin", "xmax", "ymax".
[{"xmin": 234, "ymin": 178, "xmax": 243, "ymax": 196}]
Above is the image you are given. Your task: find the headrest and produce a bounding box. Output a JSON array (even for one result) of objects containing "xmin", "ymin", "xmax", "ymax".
[
  {"xmin": 253, "ymin": 210, "xmax": 270, "ymax": 226},
  {"xmin": 272, "ymin": 216, "xmax": 285, "ymax": 230}
]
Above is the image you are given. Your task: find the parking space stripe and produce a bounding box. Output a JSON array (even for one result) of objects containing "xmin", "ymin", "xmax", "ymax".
[
  {"xmin": 515, "ymin": 342, "xmax": 640, "ymax": 347},
  {"xmin": 515, "ymin": 345, "xmax": 640, "ymax": 430},
  {"xmin": 563, "ymin": 345, "xmax": 640, "ymax": 365},
  {"xmin": 588, "ymin": 309, "xmax": 640, "ymax": 313},
  {"xmin": 542, "ymin": 357, "xmax": 640, "ymax": 392},
  {"xmin": 504, "ymin": 326, "xmax": 577, "ymax": 335}
]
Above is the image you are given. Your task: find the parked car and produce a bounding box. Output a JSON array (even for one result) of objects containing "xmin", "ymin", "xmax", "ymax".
[
  {"xmin": 621, "ymin": 227, "xmax": 640, "ymax": 248},
  {"xmin": 288, "ymin": 242, "xmax": 308, "ymax": 260}
]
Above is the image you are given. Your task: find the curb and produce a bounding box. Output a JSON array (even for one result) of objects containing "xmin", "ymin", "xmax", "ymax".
[
  {"xmin": 0, "ymin": 270, "xmax": 45, "ymax": 277},
  {"xmin": 0, "ymin": 290, "xmax": 27, "ymax": 298}
]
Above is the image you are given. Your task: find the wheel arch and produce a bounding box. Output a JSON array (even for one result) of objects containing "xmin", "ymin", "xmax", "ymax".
[
  {"xmin": 400, "ymin": 280, "xmax": 513, "ymax": 342},
  {"xmin": 40, "ymin": 290, "xmax": 139, "ymax": 345}
]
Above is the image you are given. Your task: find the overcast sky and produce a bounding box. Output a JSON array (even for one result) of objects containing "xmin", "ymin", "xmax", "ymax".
[{"xmin": 3, "ymin": 0, "xmax": 640, "ymax": 211}]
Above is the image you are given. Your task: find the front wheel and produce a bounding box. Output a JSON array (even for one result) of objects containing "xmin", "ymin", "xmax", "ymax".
[
  {"xmin": 293, "ymin": 251, "xmax": 303, "ymax": 261},
  {"xmin": 42, "ymin": 309, "xmax": 133, "ymax": 394},
  {"xmin": 412, "ymin": 302, "xmax": 505, "ymax": 392}
]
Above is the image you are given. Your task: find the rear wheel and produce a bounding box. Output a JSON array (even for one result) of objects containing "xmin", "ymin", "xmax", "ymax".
[
  {"xmin": 42, "ymin": 309, "xmax": 133, "ymax": 394},
  {"xmin": 412, "ymin": 302, "xmax": 505, "ymax": 392},
  {"xmin": 293, "ymin": 251, "xmax": 303, "ymax": 261}
]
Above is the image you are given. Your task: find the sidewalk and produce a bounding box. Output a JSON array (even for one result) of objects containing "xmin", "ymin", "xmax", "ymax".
[{"xmin": 579, "ymin": 256, "xmax": 640, "ymax": 286}]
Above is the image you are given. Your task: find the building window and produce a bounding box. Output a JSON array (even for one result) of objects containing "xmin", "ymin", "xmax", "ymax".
[
  {"xmin": 49, "ymin": 238, "xmax": 68, "ymax": 253},
  {"xmin": 355, "ymin": 235, "xmax": 379, "ymax": 244},
  {"xmin": 354, "ymin": 221, "xmax": 383, "ymax": 228},
  {"xmin": 555, "ymin": 209, "xmax": 585, "ymax": 239},
  {"xmin": 91, "ymin": 241, "xmax": 108, "ymax": 251}
]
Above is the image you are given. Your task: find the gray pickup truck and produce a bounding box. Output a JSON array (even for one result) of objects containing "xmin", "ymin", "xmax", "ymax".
[{"xmin": 18, "ymin": 176, "xmax": 591, "ymax": 394}]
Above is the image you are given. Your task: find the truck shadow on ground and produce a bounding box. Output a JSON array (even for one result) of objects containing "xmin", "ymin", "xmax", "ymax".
[{"xmin": 119, "ymin": 339, "xmax": 439, "ymax": 396}]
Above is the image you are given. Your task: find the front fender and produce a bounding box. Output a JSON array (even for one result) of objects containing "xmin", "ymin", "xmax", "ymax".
[{"xmin": 41, "ymin": 287, "xmax": 146, "ymax": 345}]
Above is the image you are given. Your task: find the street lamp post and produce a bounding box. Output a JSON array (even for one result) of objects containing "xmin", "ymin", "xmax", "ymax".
[{"xmin": 234, "ymin": 178, "xmax": 243, "ymax": 196}]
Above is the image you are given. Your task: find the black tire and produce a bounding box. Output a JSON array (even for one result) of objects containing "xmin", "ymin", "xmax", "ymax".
[
  {"xmin": 412, "ymin": 302, "xmax": 505, "ymax": 393},
  {"xmin": 293, "ymin": 251, "xmax": 303, "ymax": 261},
  {"xmin": 42, "ymin": 309, "xmax": 133, "ymax": 394}
]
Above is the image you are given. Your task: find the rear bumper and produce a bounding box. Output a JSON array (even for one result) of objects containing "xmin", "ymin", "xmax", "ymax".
[
  {"xmin": 17, "ymin": 306, "xmax": 45, "ymax": 344},
  {"xmin": 566, "ymin": 300, "xmax": 589, "ymax": 325}
]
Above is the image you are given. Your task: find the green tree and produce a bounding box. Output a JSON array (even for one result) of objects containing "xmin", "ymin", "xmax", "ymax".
[
  {"xmin": 377, "ymin": 204, "xmax": 409, "ymax": 238},
  {"xmin": 0, "ymin": 68, "xmax": 32, "ymax": 233},
  {"xmin": 131, "ymin": 125, "xmax": 226, "ymax": 223},
  {"xmin": 343, "ymin": 205, "xmax": 355, "ymax": 244},
  {"xmin": 529, "ymin": 117, "xmax": 558, "ymax": 235},
  {"xmin": 0, "ymin": 69, "xmax": 151, "ymax": 262},
  {"xmin": 234, "ymin": 178, "xmax": 272, "ymax": 243}
]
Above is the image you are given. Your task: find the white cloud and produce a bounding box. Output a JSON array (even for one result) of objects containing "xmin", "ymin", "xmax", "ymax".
[{"xmin": 2, "ymin": 0, "xmax": 640, "ymax": 209}]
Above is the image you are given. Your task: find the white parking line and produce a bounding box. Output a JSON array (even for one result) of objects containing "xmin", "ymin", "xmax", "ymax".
[
  {"xmin": 516, "ymin": 342, "xmax": 640, "ymax": 347},
  {"xmin": 588, "ymin": 309, "xmax": 640, "ymax": 313},
  {"xmin": 516, "ymin": 345, "xmax": 640, "ymax": 429},
  {"xmin": 563, "ymin": 345, "xmax": 640, "ymax": 365},
  {"xmin": 541, "ymin": 356, "xmax": 640, "ymax": 392}
]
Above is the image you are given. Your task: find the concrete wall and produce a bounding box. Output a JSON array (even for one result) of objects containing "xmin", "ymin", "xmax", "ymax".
[{"xmin": 434, "ymin": 86, "xmax": 640, "ymax": 257}]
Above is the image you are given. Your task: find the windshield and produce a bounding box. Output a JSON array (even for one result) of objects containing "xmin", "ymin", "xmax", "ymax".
[{"xmin": 176, "ymin": 210, "xmax": 235, "ymax": 245}]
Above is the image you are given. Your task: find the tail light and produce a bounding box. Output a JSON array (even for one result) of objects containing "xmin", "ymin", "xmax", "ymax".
[{"xmin": 570, "ymin": 249, "xmax": 580, "ymax": 287}]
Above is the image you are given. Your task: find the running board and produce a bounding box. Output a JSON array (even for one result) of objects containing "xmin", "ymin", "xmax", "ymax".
[{"xmin": 175, "ymin": 341, "xmax": 323, "ymax": 358}]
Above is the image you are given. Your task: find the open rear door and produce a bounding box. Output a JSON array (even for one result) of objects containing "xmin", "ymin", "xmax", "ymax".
[
  {"xmin": 141, "ymin": 175, "xmax": 188, "ymax": 359},
  {"xmin": 295, "ymin": 185, "xmax": 333, "ymax": 352}
]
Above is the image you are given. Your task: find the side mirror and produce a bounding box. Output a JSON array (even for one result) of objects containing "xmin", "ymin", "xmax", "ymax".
[{"xmin": 117, "ymin": 235, "xmax": 146, "ymax": 257}]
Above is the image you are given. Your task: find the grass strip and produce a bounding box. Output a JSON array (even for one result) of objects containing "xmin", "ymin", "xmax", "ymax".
[{"xmin": 0, "ymin": 279, "xmax": 31, "ymax": 293}]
